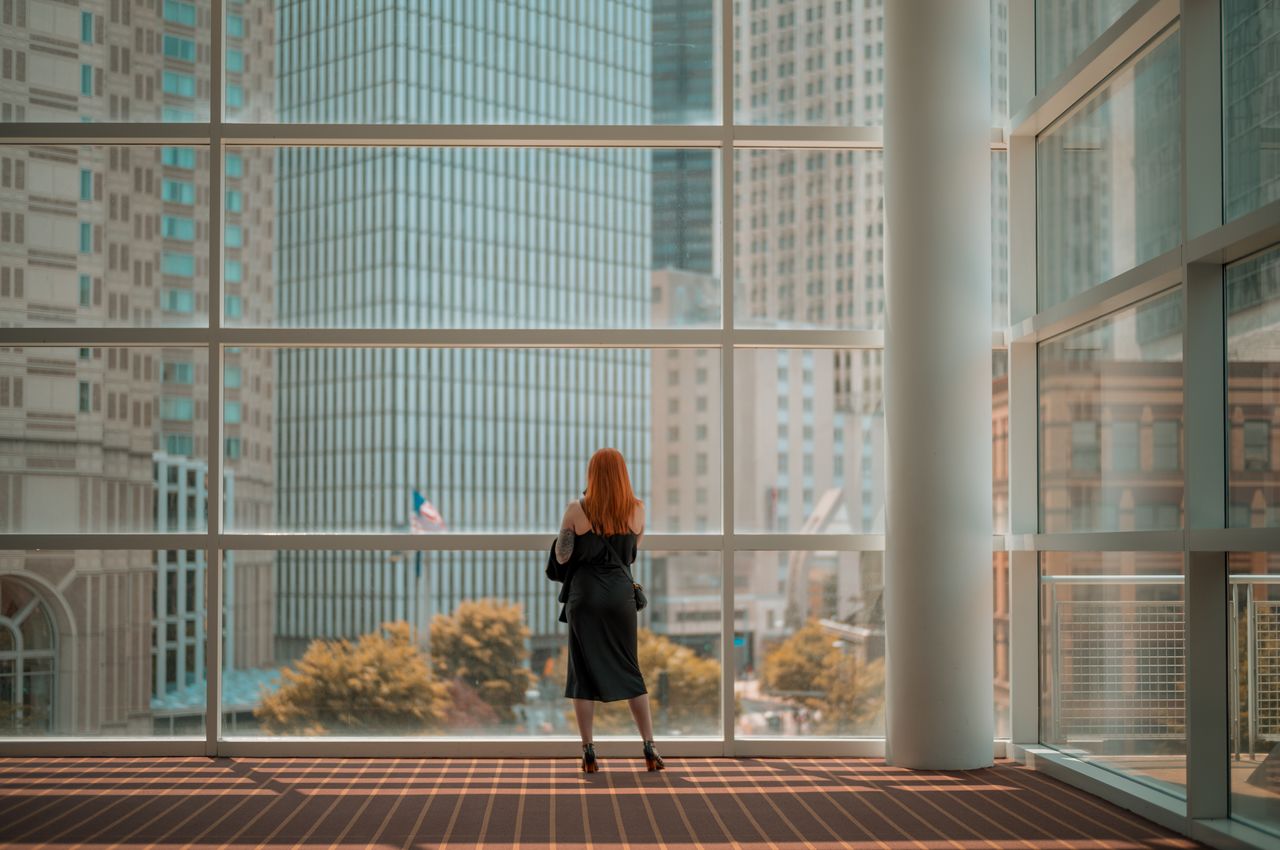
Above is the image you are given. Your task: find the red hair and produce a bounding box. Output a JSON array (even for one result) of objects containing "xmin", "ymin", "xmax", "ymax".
[{"xmin": 583, "ymin": 448, "xmax": 642, "ymax": 536}]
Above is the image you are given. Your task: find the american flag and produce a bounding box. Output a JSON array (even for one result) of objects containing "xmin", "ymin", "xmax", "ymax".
[{"xmin": 410, "ymin": 489, "xmax": 447, "ymax": 532}]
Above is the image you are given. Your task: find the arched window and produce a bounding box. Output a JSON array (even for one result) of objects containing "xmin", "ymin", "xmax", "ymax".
[{"xmin": 0, "ymin": 578, "xmax": 57, "ymax": 734}]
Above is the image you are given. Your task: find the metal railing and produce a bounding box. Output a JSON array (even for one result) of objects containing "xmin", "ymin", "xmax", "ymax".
[{"xmin": 1043, "ymin": 573, "xmax": 1280, "ymax": 760}]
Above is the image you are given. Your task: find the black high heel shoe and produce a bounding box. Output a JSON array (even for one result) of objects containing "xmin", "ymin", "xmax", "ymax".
[
  {"xmin": 643, "ymin": 740, "xmax": 664, "ymax": 772},
  {"xmin": 581, "ymin": 742, "xmax": 599, "ymax": 773}
]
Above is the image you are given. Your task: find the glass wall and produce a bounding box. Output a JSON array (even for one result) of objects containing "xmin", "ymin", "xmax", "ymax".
[
  {"xmin": 733, "ymin": 550, "xmax": 884, "ymax": 737},
  {"xmin": 1036, "ymin": 28, "xmax": 1181, "ymax": 310},
  {"xmin": 1040, "ymin": 551, "xmax": 1186, "ymax": 797},
  {"xmin": 0, "ymin": 1, "xmax": 213, "ymax": 123},
  {"xmin": 0, "ymin": 146, "xmax": 210, "ymax": 328},
  {"xmin": 226, "ymin": 549, "xmax": 721, "ymax": 739},
  {"xmin": 1224, "ymin": 0, "xmax": 1280, "ymax": 221},
  {"xmin": 1228, "ymin": 246, "xmax": 1280, "ymax": 527},
  {"xmin": 1038, "ymin": 289, "xmax": 1184, "ymax": 534},
  {"xmin": 0, "ymin": 550, "xmax": 206, "ymax": 736},
  {"xmin": 1036, "ymin": 0, "xmax": 1139, "ymax": 88},
  {"xmin": 0, "ymin": 346, "xmax": 210, "ymax": 534},
  {"xmin": 1228, "ymin": 552, "xmax": 1280, "ymax": 833}
]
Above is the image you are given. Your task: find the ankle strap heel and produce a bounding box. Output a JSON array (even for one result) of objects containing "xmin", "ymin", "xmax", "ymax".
[
  {"xmin": 581, "ymin": 743, "xmax": 599, "ymax": 773},
  {"xmin": 643, "ymin": 740, "xmax": 664, "ymax": 772}
]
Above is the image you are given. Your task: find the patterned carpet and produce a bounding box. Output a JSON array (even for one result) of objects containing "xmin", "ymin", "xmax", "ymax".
[{"xmin": 0, "ymin": 757, "xmax": 1202, "ymax": 849}]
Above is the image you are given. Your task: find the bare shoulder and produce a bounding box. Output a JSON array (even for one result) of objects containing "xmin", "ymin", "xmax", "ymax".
[
  {"xmin": 563, "ymin": 499, "xmax": 592, "ymax": 534},
  {"xmin": 630, "ymin": 501, "xmax": 646, "ymax": 535}
]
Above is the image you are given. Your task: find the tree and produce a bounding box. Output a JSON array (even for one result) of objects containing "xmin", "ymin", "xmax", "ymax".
[
  {"xmin": 430, "ymin": 599, "xmax": 536, "ymax": 722},
  {"xmin": 590, "ymin": 629, "xmax": 722, "ymax": 734},
  {"xmin": 254, "ymin": 621, "xmax": 450, "ymax": 734},
  {"xmin": 761, "ymin": 619, "xmax": 885, "ymax": 732}
]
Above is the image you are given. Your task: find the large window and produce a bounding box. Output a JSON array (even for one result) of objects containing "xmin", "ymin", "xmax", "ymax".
[
  {"xmin": 1036, "ymin": 28, "xmax": 1181, "ymax": 310},
  {"xmin": 1224, "ymin": 0, "xmax": 1280, "ymax": 221},
  {"xmin": 1039, "ymin": 290, "xmax": 1184, "ymax": 533}
]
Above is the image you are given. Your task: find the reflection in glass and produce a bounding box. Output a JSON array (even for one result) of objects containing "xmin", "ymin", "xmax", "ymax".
[
  {"xmin": 0, "ymin": 1, "xmax": 211, "ymax": 122},
  {"xmin": 994, "ymin": 349, "xmax": 1010, "ymax": 534},
  {"xmin": 0, "ymin": 146, "xmax": 210, "ymax": 328},
  {"xmin": 0, "ymin": 347, "xmax": 210, "ymax": 534},
  {"xmin": 231, "ymin": 147, "xmax": 717, "ymax": 329},
  {"xmin": 1224, "ymin": 1, "xmax": 1280, "ymax": 221},
  {"xmin": 734, "ymin": 551, "xmax": 884, "ymax": 737},
  {"xmin": 994, "ymin": 552, "xmax": 1010, "ymax": 739},
  {"xmin": 226, "ymin": 550, "xmax": 720, "ymax": 738},
  {"xmin": 1037, "ymin": 28, "xmax": 1180, "ymax": 310},
  {"xmin": 244, "ymin": 347, "xmax": 719, "ymax": 534},
  {"xmin": 1227, "ymin": 247, "xmax": 1280, "ymax": 528},
  {"xmin": 734, "ymin": 349, "xmax": 883, "ymax": 534},
  {"xmin": 1035, "ymin": 0, "xmax": 1138, "ymax": 89},
  {"xmin": 1228, "ymin": 552, "xmax": 1280, "ymax": 833},
  {"xmin": 1040, "ymin": 551, "xmax": 1186, "ymax": 796},
  {"xmin": 1039, "ymin": 289, "xmax": 1184, "ymax": 533},
  {"xmin": 0, "ymin": 551, "xmax": 208, "ymax": 736}
]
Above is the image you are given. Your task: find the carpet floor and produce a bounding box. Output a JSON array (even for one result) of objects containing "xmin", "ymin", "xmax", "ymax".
[{"xmin": 0, "ymin": 757, "xmax": 1203, "ymax": 849}]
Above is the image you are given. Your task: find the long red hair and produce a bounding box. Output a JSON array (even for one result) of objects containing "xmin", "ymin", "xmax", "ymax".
[{"xmin": 582, "ymin": 448, "xmax": 643, "ymax": 536}]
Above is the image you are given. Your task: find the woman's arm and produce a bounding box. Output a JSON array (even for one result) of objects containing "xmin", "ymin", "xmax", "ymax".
[{"xmin": 555, "ymin": 501, "xmax": 578, "ymax": 564}]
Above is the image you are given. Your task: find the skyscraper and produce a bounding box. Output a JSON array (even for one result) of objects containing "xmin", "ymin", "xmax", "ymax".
[{"xmin": 270, "ymin": 6, "xmax": 655, "ymax": 674}]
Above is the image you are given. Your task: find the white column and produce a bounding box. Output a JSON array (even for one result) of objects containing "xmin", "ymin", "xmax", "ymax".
[{"xmin": 884, "ymin": 0, "xmax": 994, "ymax": 769}]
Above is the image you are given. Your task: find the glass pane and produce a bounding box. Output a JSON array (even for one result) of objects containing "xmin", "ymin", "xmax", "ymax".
[
  {"xmin": 227, "ymin": 147, "xmax": 719, "ymax": 329},
  {"xmin": 734, "ymin": 550, "xmax": 884, "ymax": 737},
  {"xmin": 1227, "ymin": 246, "xmax": 1280, "ymax": 528},
  {"xmin": 224, "ymin": 549, "xmax": 720, "ymax": 738},
  {"xmin": 994, "ymin": 349, "xmax": 1009, "ymax": 534},
  {"xmin": 1229, "ymin": 552, "xmax": 1280, "ymax": 833},
  {"xmin": 733, "ymin": 0, "xmax": 1009, "ymax": 126},
  {"xmin": 994, "ymin": 552, "xmax": 1010, "ymax": 738},
  {"xmin": 0, "ymin": 347, "xmax": 209, "ymax": 533},
  {"xmin": 1224, "ymin": 0, "xmax": 1280, "ymax": 221},
  {"xmin": 993, "ymin": 150, "xmax": 1010, "ymax": 328},
  {"xmin": 734, "ymin": 348, "xmax": 883, "ymax": 534},
  {"xmin": 0, "ymin": 146, "xmax": 210, "ymax": 328},
  {"xmin": 231, "ymin": 1, "xmax": 715, "ymax": 125},
  {"xmin": 0, "ymin": 1, "xmax": 211, "ymax": 122},
  {"xmin": 1040, "ymin": 551, "xmax": 1187, "ymax": 798},
  {"xmin": 1036, "ymin": 28, "xmax": 1181, "ymax": 311},
  {"xmin": 0, "ymin": 551, "xmax": 206, "ymax": 737},
  {"xmin": 1036, "ymin": 0, "xmax": 1139, "ymax": 89},
  {"xmin": 1038, "ymin": 289, "xmax": 1184, "ymax": 533},
  {"xmin": 232, "ymin": 347, "xmax": 720, "ymax": 534},
  {"xmin": 734, "ymin": 150, "xmax": 884, "ymax": 330}
]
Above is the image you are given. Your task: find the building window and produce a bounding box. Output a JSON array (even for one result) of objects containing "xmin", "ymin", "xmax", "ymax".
[
  {"xmin": 1152, "ymin": 421, "xmax": 1180, "ymax": 472},
  {"xmin": 161, "ymin": 396, "xmax": 194, "ymax": 421},
  {"xmin": 1244, "ymin": 420, "xmax": 1270, "ymax": 472},
  {"xmin": 1071, "ymin": 421, "xmax": 1100, "ymax": 472},
  {"xmin": 0, "ymin": 578, "xmax": 56, "ymax": 733},
  {"xmin": 78, "ymin": 381, "xmax": 90, "ymax": 413}
]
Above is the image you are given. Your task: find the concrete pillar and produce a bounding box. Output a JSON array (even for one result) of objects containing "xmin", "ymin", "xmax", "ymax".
[{"xmin": 883, "ymin": 0, "xmax": 994, "ymax": 769}]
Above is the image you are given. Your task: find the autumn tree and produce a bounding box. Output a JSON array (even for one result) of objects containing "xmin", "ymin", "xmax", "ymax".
[
  {"xmin": 430, "ymin": 598, "xmax": 536, "ymax": 722},
  {"xmin": 761, "ymin": 618, "xmax": 884, "ymax": 732},
  {"xmin": 255, "ymin": 621, "xmax": 450, "ymax": 734},
  {"xmin": 591, "ymin": 629, "xmax": 722, "ymax": 734}
]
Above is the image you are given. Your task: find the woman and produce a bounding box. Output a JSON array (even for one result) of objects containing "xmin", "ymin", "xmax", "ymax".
[{"xmin": 553, "ymin": 447, "xmax": 663, "ymax": 773}]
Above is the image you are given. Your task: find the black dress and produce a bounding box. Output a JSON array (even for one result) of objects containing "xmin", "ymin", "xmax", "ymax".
[{"xmin": 563, "ymin": 530, "xmax": 648, "ymax": 702}]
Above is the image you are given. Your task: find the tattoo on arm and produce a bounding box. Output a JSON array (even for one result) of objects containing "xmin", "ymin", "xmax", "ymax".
[{"xmin": 555, "ymin": 527, "xmax": 575, "ymax": 564}]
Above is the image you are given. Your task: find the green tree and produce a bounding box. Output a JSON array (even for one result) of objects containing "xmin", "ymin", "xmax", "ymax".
[
  {"xmin": 255, "ymin": 621, "xmax": 450, "ymax": 734},
  {"xmin": 430, "ymin": 599, "xmax": 536, "ymax": 722},
  {"xmin": 761, "ymin": 619, "xmax": 835, "ymax": 709}
]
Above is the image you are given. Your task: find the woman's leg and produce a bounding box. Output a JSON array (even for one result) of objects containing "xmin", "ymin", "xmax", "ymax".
[
  {"xmin": 572, "ymin": 698, "xmax": 595, "ymax": 743},
  {"xmin": 627, "ymin": 693, "xmax": 655, "ymax": 741}
]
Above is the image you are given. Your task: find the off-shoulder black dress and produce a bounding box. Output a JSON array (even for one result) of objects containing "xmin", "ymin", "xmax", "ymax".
[{"xmin": 563, "ymin": 529, "xmax": 648, "ymax": 702}]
